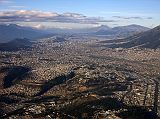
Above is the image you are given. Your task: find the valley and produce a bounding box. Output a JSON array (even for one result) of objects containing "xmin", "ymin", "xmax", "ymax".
[
  {"xmin": 0, "ymin": 0, "xmax": 160, "ymax": 118},
  {"xmin": 0, "ymin": 37, "xmax": 160, "ymax": 118}
]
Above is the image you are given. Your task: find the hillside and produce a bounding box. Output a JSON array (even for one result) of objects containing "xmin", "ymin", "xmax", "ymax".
[
  {"xmin": 0, "ymin": 24, "xmax": 48, "ymax": 43},
  {"xmin": 108, "ymin": 25, "xmax": 160, "ymax": 49},
  {"xmin": 95, "ymin": 24, "xmax": 150, "ymax": 38},
  {"xmin": 0, "ymin": 38, "xmax": 33, "ymax": 51}
]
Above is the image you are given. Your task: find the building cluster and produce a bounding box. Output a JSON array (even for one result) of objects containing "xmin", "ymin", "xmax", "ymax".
[{"xmin": 0, "ymin": 37, "xmax": 160, "ymax": 118}]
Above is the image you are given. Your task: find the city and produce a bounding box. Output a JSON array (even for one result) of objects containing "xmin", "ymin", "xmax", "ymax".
[{"xmin": 0, "ymin": 0, "xmax": 160, "ymax": 119}]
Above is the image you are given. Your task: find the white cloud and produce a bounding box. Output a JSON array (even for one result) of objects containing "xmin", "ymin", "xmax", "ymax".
[
  {"xmin": 0, "ymin": 0, "xmax": 12, "ymax": 4},
  {"xmin": 9, "ymin": 5, "xmax": 26, "ymax": 8},
  {"xmin": 113, "ymin": 16, "xmax": 153, "ymax": 20},
  {"xmin": 0, "ymin": 10, "xmax": 117, "ymax": 24}
]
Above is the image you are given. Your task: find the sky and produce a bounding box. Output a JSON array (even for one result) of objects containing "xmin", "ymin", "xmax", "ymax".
[{"xmin": 0, "ymin": 0, "xmax": 160, "ymax": 29}]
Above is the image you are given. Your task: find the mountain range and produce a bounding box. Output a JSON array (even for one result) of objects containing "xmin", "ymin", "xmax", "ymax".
[
  {"xmin": 94, "ymin": 24, "xmax": 150, "ymax": 38},
  {"xmin": 0, "ymin": 24, "xmax": 48, "ymax": 43},
  {"xmin": 0, "ymin": 24, "xmax": 160, "ymax": 50},
  {"xmin": 108, "ymin": 25, "xmax": 160, "ymax": 49},
  {"xmin": 0, "ymin": 24, "xmax": 150, "ymax": 43}
]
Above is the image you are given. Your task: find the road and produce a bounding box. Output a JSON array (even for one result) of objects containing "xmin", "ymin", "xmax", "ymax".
[{"xmin": 153, "ymin": 79, "xmax": 160, "ymax": 118}]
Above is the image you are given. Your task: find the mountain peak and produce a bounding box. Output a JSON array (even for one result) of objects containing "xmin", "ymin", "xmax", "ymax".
[
  {"xmin": 97, "ymin": 25, "xmax": 110, "ymax": 30},
  {"xmin": 0, "ymin": 24, "xmax": 47, "ymax": 43}
]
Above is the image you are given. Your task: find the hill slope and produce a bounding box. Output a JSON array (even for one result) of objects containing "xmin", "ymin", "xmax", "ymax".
[
  {"xmin": 0, "ymin": 38, "xmax": 33, "ymax": 51},
  {"xmin": 108, "ymin": 25, "xmax": 160, "ymax": 49},
  {"xmin": 95, "ymin": 24, "xmax": 150, "ymax": 38},
  {"xmin": 0, "ymin": 24, "xmax": 48, "ymax": 43}
]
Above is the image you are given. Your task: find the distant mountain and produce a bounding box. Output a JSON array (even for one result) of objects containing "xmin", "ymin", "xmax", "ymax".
[
  {"xmin": 112, "ymin": 24, "xmax": 150, "ymax": 32},
  {"xmin": 94, "ymin": 24, "xmax": 150, "ymax": 38},
  {"xmin": 108, "ymin": 25, "xmax": 160, "ymax": 49},
  {"xmin": 44, "ymin": 25, "xmax": 111, "ymax": 34},
  {"xmin": 0, "ymin": 24, "xmax": 48, "ymax": 43},
  {"xmin": 0, "ymin": 24, "xmax": 150, "ymax": 43},
  {"xmin": 87, "ymin": 25, "xmax": 111, "ymax": 33},
  {"xmin": 0, "ymin": 38, "xmax": 33, "ymax": 51}
]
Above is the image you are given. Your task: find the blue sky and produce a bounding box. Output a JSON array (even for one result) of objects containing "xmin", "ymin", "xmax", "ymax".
[{"xmin": 0, "ymin": 0, "xmax": 160, "ymax": 28}]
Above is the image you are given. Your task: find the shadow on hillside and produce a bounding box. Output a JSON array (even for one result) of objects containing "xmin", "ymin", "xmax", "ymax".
[
  {"xmin": 34, "ymin": 71, "xmax": 75, "ymax": 96},
  {"xmin": 0, "ymin": 66, "xmax": 31, "ymax": 88},
  {"xmin": 0, "ymin": 95, "xmax": 19, "ymax": 104}
]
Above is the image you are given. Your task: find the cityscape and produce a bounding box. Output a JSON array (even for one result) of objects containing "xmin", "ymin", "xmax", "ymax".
[{"xmin": 0, "ymin": 0, "xmax": 160, "ymax": 119}]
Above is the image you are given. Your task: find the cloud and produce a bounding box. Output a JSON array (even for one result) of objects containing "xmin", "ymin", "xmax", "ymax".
[
  {"xmin": 33, "ymin": 24, "xmax": 46, "ymax": 29},
  {"xmin": 146, "ymin": 17, "xmax": 153, "ymax": 19},
  {"xmin": 113, "ymin": 16, "xmax": 153, "ymax": 20},
  {"xmin": 113, "ymin": 16, "xmax": 142, "ymax": 19},
  {"xmin": 9, "ymin": 5, "xmax": 26, "ymax": 8},
  {"xmin": 0, "ymin": 0, "xmax": 12, "ymax": 4},
  {"xmin": 0, "ymin": 10, "xmax": 117, "ymax": 24}
]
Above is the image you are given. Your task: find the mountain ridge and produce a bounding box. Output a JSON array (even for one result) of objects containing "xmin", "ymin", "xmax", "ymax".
[
  {"xmin": 0, "ymin": 24, "xmax": 48, "ymax": 43},
  {"xmin": 0, "ymin": 24, "xmax": 150, "ymax": 43},
  {"xmin": 94, "ymin": 24, "xmax": 150, "ymax": 38},
  {"xmin": 108, "ymin": 25, "xmax": 160, "ymax": 49}
]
